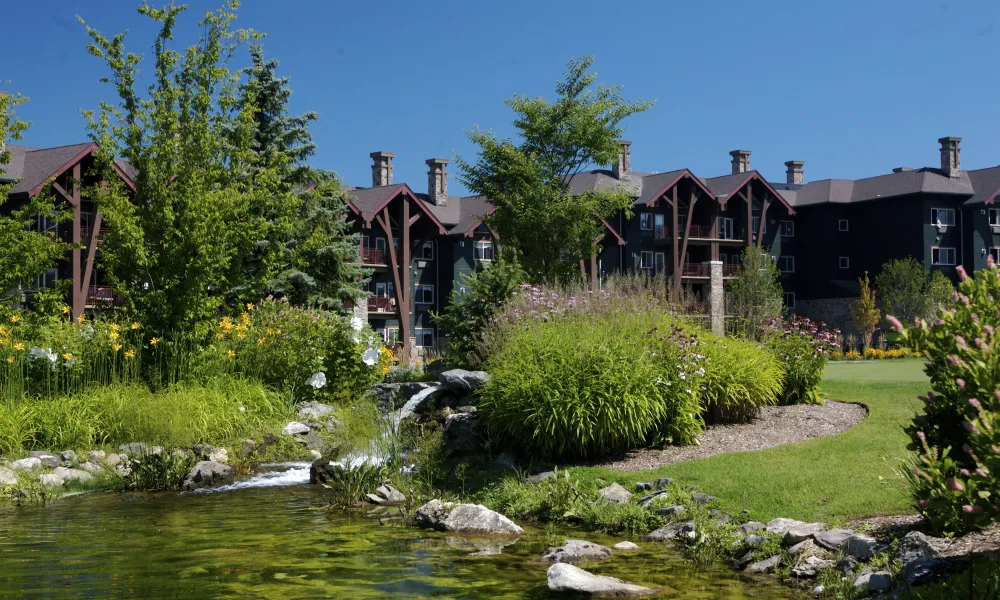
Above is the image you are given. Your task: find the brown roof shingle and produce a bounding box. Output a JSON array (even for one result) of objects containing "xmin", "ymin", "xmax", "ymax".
[{"xmin": 3, "ymin": 142, "xmax": 95, "ymax": 195}]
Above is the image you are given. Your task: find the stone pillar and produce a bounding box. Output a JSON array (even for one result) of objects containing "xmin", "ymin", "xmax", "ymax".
[{"xmin": 705, "ymin": 260, "xmax": 725, "ymax": 336}]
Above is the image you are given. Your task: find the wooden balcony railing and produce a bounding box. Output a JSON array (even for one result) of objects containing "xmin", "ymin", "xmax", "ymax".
[
  {"xmin": 723, "ymin": 264, "xmax": 739, "ymax": 276},
  {"xmin": 681, "ymin": 264, "xmax": 708, "ymax": 277},
  {"xmin": 361, "ymin": 247, "xmax": 386, "ymax": 265},
  {"xmin": 86, "ymin": 286, "xmax": 123, "ymax": 307},
  {"xmin": 367, "ymin": 296, "xmax": 395, "ymax": 312}
]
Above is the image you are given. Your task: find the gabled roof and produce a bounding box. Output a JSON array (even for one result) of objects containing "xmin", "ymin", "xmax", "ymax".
[
  {"xmin": 441, "ymin": 194, "xmax": 495, "ymax": 236},
  {"xmin": 2, "ymin": 142, "xmax": 95, "ymax": 195},
  {"xmin": 638, "ymin": 169, "xmax": 717, "ymax": 206},
  {"xmin": 345, "ymin": 183, "xmax": 447, "ymax": 234},
  {"xmin": 965, "ymin": 165, "xmax": 1000, "ymax": 206},
  {"xmin": 700, "ymin": 170, "xmax": 796, "ymax": 214}
]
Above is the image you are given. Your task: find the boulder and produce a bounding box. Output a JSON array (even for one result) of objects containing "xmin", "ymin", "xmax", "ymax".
[
  {"xmin": 613, "ymin": 541, "xmax": 639, "ymax": 551},
  {"xmin": 745, "ymin": 555, "xmax": 782, "ymax": 574},
  {"xmin": 597, "ymin": 483, "xmax": 632, "ymax": 505},
  {"xmin": 105, "ymin": 453, "xmax": 122, "ymax": 467},
  {"xmin": 52, "ymin": 467, "xmax": 94, "ymax": 483},
  {"xmin": 637, "ymin": 491, "xmax": 669, "ymax": 507},
  {"xmin": 38, "ymin": 473, "xmax": 64, "ymax": 486},
  {"xmin": 787, "ymin": 539, "xmax": 826, "ymax": 559},
  {"xmin": 744, "ymin": 535, "xmax": 769, "ymax": 547},
  {"xmin": 854, "ymin": 571, "xmax": 893, "ymax": 592},
  {"xmin": 734, "ymin": 551, "xmax": 756, "ymax": 569},
  {"xmin": 181, "ymin": 461, "xmax": 234, "ymax": 491},
  {"xmin": 28, "ymin": 451, "xmax": 60, "ymax": 468},
  {"xmin": 784, "ymin": 523, "xmax": 828, "ymax": 546},
  {"xmin": 308, "ymin": 449, "xmax": 323, "ymax": 460},
  {"xmin": 0, "ymin": 466, "xmax": 18, "ymax": 486},
  {"xmin": 369, "ymin": 382, "xmax": 433, "ymax": 412},
  {"xmin": 309, "ymin": 458, "xmax": 337, "ymax": 485},
  {"xmin": 59, "ymin": 450, "xmax": 78, "ymax": 464},
  {"xmin": 438, "ymin": 369, "xmax": 490, "ymax": 394},
  {"xmin": 655, "ymin": 505, "xmax": 686, "ymax": 517},
  {"xmin": 10, "ymin": 457, "xmax": 42, "ymax": 471},
  {"xmin": 739, "ymin": 521, "xmax": 766, "ymax": 536},
  {"xmin": 373, "ymin": 484, "xmax": 406, "ymax": 505},
  {"xmin": 546, "ymin": 563, "xmax": 658, "ymax": 597},
  {"xmin": 791, "ymin": 555, "xmax": 835, "ymax": 578},
  {"xmin": 442, "ymin": 413, "xmax": 482, "ymax": 455},
  {"xmin": 765, "ymin": 517, "xmax": 806, "ymax": 536},
  {"xmin": 78, "ymin": 461, "xmax": 103, "ymax": 474},
  {"xmin": 414, "ymin": 499, "xmax": 452, "ymax": 530},
  {"xmin": 814, "ymin": 528, "xmax": 855, "ymax": 551},
  {"xmin": 893, "ymin": 531, "xmax": 938, "ymax": 565},
  {"xmin": 87, "ymin": 450, "xmax": 106, "ymax": 462},
  {"xmin": 542, "ymin": 540, "xmax": 613, "ymax": 564},
  {"xmin": 647, "ymin": 521, "xmax": 695, "ymax": 542},
  {"xmin": 281, "ymin": 421, "xmax": 311, "ymax": 436},
  {"xmin": 836, "ymin": 555, "xmax": 858, "ymax": 576},
  {"xmin": 843, "ymin": 534, "xmax": 879, "ymax": 560},
  {"xmin": 290, "ymin": 430, "xmax": 325, "ymax": 451},
  {"xmin": 900, "ymin": 557, "xmax": 940, "ymax": 586},
  {"xmin": 239, "ymin": 439, "xmax": 259, "ymax": 459},
  {"xmin": 207, "ymin": 447, "xmax": 229, "ymax": 464},
  {"xmin": 691, "ymin": 492, "xmax": 718, "ymax": 505},
  {"xmin": 297, "ymin": 401, "xmax": 336, "ymax": 420},
  {"xmin": 443, "ymin": 503, "xmax": 523, "ymax": 535}
]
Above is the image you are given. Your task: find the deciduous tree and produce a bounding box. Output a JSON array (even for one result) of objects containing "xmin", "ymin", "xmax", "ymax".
[
  {"xmin": 727, "ymin": 247, "xmax": 784, "ymax": 340},
  {"xmin": 850, "ymin": 271, "xmax": 880, "ymax": 350}
]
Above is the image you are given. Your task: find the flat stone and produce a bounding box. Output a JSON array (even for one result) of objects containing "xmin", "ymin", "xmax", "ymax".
[
  {"xmin": 893, "ymin": 531, "xmax": 939, "ymax": 565},
  {"xmin": 541, "ymin": 540, "xmax": 612, "ymax": 564},
  {"xmin": 843, "ymin": 533, "xmax": 879, "ymax": 560},
  {"xmin": 438, "ymin": 369, "xmax": 490, "ymax": 394},
  {"xmin": 51, "ymin": 467, "xmax": 93, "ymax": 483},
  {"xmin": 854, "ymin": 571, "xmax": 893, "ymax": 592},
  {"xmin": 739, "ymin": 521, "xmax": 766, "ymax": 535},
  {"xmin": 297, "ymin": 401, "xmax": 336, "ymax": 420},
  {"xmin": 745, "ymin": 554, "xmax": 782, "ymax": 573},
  {"xmin": 788, "ymin": 539, "xmax": 825, "ymax": 559},
  {"xmin": 78, "ymin": 462, "xmax": 103, "ymax": 474},
  {"xmin": 814, "ymin": 528, "xmax": 855, "ymax": 551},
  {"xmin": 10, "ymin": 457, "xmax": 42, "ymax": 471},
  {"xmin": 744, "ymin": 535, "xmax": 769, "ymax": 547},
  {"xmin": 38, "ymin": 473, "xmax": 64, "ymax": 486},
  {"xmin": 374, "ymin": 484, "xmax": 406, "ymax": 505},
  {"xmin": 784, "ymin": 522, "xmax": 828, "ymax": 546},
  {"xmin": 655, "ymin": 505, "xmax": 686, "ymax": 516},
  {"xmin": 281, "ymin": 421, "xmax": 310, "ymax": 436},
  {"xmin": 791, "ymin": 555, "xmax": 835, "ymax": 578},
  {"xmin": 546, "ymin": 563, "xmax": 658, "ymax": 596},
  {"xmin": 900, "ymin": 557, "xmax": 940, "ymax": 585},
  {"xmin": 714, "ymin": 515, "xmax": 733, "ymax": 526},
  {"xmin": 0, "ymin": 467, "xmax": 18, "ymax": 486},
  {"xmin": 59, "ymin": 450, "xmax": 78, "ymax": 464},
  {"xmin": 647, "ymin": 521, "xmax": 695, "ymax": 542},
  {"xmin": 691, "ymin": 492, "xmax": 718, "ymax": 505},
  {"xmin": 766, "ymin": 517, "xmax": 806, "ymax": 536},
  {"xmin": 734, "ymin": 551, "xmax": 756, "ymax": 569},
  {"xmin": 28, "ymin": 452, "xmax": 60, "ymax": 468},
  {"xmin": 597, "ymin": 482, "xmax": 632, "ymax": 504},
  {"xmin": 365, "ymin": 493, "xmax": 386, "ymax": 505},
  {"xmin": 613, "ymin": 541, "xmax": 639, "ymax": 551},
  {"xmin": 638, "ymin": 490, "xmax": 669, "ymax": 506}
]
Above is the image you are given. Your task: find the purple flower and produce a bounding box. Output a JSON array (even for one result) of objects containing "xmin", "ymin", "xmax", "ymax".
[
  {"xmin": 918, "ymin": 499, "xmax": 930, "ymax": 508},
  {"xmin": 956, "ymin": 336, "xmax": 967, "ymax": 347},
  {"xmin": 917, "ymin": 431, "xmax": 927, "ymax": 442},
  {"xmin": 947, "ymin": 478, "xmax": 965, "ymax": 492},
  {"xmin": 947, "ymin": 355, "xmax": 961, "ymax": 367},
  {"xmin": 976, "ymin": 468, "xmax": 988, "ymax": 478},
  {"xmin": 960, "ymin": 468, "xmax": 971, "ymax": 477}
]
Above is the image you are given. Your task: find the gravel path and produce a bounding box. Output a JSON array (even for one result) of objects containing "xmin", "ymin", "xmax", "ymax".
[{"xmin": 595, "ymin": 401, "xmax": 868, "ymax": 472}]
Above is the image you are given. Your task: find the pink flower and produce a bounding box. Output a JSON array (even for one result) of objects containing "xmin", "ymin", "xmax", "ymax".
[
  {"xmin": 956, "ymin": 336, "xmax": 967, "ymax": 347},
  {"xmin": 969, "ymin": 398, "xmax": 982, "ymax": 409},
  {"xmin": 947, "ymin": 478, "xmax": 965, "ymax": 491},
  {"xmin": 918, "ymin": 499, "xmax": 930, "ymax": 508},
  {"xmin": 956, "ymin": 378, "xmax": 966, "ymax": 389},
  {"xmin": 962, "ymin": 504, "xmax": 983, "ymax": 514},
  {"xmin": 886, "ymin": 315, "xmax": 904, "ymax": 332},
  {"xmin": 956, "ymin": 265, "xmax": 968, "ymax": 281},
  {"xmin": 947, "ymin": 355, "xmax": 961, "ymax": 367},
  {"xmin": 960, "ymin": 469, "xmax": 971, "ymax": 477},
  {"xmin": 976, "ymin": 468, "xmax": 989, "ymax": 478},
  {"xmin": 963, "ymin": 421, "xmax": 980, "ymax": 435}
]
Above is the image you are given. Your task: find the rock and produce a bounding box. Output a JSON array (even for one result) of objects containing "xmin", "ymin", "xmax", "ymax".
[
  {"xmin": 546, "ymin": 563, "xmax": 658, "ymax": 597},
  {"xmin": 309, "ymin": 458, "xmax": 337, "ymax": 485},
  {"xmin": 714, "ymin": 515, "xmax": 733, "ymax": 526},
  {"xmin": 647, "ymin": 521, "xmax": 696, "ymax": 542},
  {"xmin": 837, "ymin": 555, "xmax": 858, "ymax": 576},
  {"xmin": 438, "ymin": 369, "xmax": 490, "ymax": 394},
  {"xmin": 814, "ymin": 528, "xmax": 855, "ymax": 551},
  {"xmin": 745, "ymin": 555, "xmax": 782, "ymax": 574},
  {"xmin": 443, "ymin": 536, "xmax": 517, "ymax": 556},
  {"xmin": 638, "ymin": 491, "xmax": 669, "ymax": 507},
  {"xmin": 366, "ymin": 493, "xmax": 386, "ymax": 505},
  {"xmin": 290, "ymin": 430, "xmax": 324, "ymax": 451},
  {"xmin": 52, "ymin": 467, "xmax": 93, "ymax": 483},
  {"xmin": 893, "ymin": 531, "xmax": 938, "ymax": 565},
  {"xmin": 207, "ymin": 447, "xmax": 228, "ymax": 464},
  {"xmin": 443, "ymin": 503, "xmax": 523, "ymax": 535},
  {"xmin": 38, "ymin": 473, "xmax": 64, "ymax": 486},
  {"xmin": 192, "ymin": 443, "xmax": 213, "ymax": 457},
  {"xmin": 791, "ymin": 555, "xmax": 835, "ymax": 578},
  {"xmin": 527, "ymin": 471, "xmax": 555, "ymax": 485},
  {"xmin": 636, "ymin": 481, "xmax": 653, "ymax": 492},
  {"xmin": 105, "ymin": 453, "xmax": 121, "ymax": 466},
  {"xmin": 308, "ymin": 449, "xmax": 322, "ymax": 460},
  {"xmin": 59, "ymin": 450, "xmax": 78, "ymax": 464},
  {"xmin": 28, "ymin": 451, "xmax": 60, "ymax": 468},
  {"xmin": 374, "ymin": 484, "xmax": 406, "ymax": 505},
  {"xmin": 766, "ymin": 517, "xmax": 806, "ymax": 536},
  {"xmin": 597, "ymin": 482, "xmax": 632, "ymax": 505},
  {"xmin": 900, "ymin": 557, "xmax": 940, "ymax": 585},
  {"xmin": 655, "ymin": 505, "xmax": 686, "ymax": 517},
  {"xmin": 613, "ymin": 541, "xmax": 639, "ymax": 551},
  {"xmin": 0, "ymin": 467, "xmax": 18, "ymax": 486},
  {"xmin": 456, "ymin": 405, "xmax": 477, "ymax": 414},
  {"xmin": 239, "ymin": 439, "xmax": 259, "ymax": 459},
  {"xmin": 10, "ymin": 457, "xmax": 42, "ymax": 470},
  {"xmin": 369, "ymin": 382, "xmax": 433, "ymax": 412},
  {"xmin": 87, "ymin": 450, "xmax": 106, "ymax": 462},
  {"xmin": 172, "ymin": 449, "xmax": 194, "ymax": 460},
  {"xmin": 297, "ymin": 401, "xmax": 336, "ymax": 420},
  {"xmin": 281, "ymin": 421, "xmax": 310, "ymax": 436},
  {"xmin": 118, "ymin": 443, "xmax": 161, "ymax": 457},
  {"xmin": 442, "ymin": 413, "xmax": 481, "ymax": 455},
  {"xmin": 79, "ymin": 461, "xmax": 103, "ymax": 474},
  {"xmin": 493, "ymin": 453, "xmax": 517, "ymax": 471},
  {"xmin": 181, "ymin": 461, "xmax": 234, "ymax": 491},
  {"xmin": 541, "ymin": 540, "xmax": 612, "ymax": 564},
  {"xmin": 784, "ymin": 523, "xmax": 828, "ymax": 546},
  {"xmin": 744, "ymin": 535, "xmax": 769, "ymax": 547},
  {"xmin": 655, "ymin": 477, "xmax": 673, "ymax": 489},
  {"xmin": 691, "ymin": 492, "xmax": 718, "ymax": 505},
  {"xmin": 734, "ymin": 551, "xmax": 756, "ymax": 569},
  {"xmin": 812, "ymin": 585, "xmax": 825, "ymax": 596},
  {"xmin": 787, "ymin": 539, "xmax": 826, "ymax": 559},
  {"xmin": 739, "ymin": 521, "xmax": 766, "ymax": 535},
  {"xmin": 843, "ymin": 533, "xmax": 879, "ymax": 560},
  {"xmin": 414, "ymin": 499, "xmax": 452, "ymax": 530},
  {"xmin": 854, "ymin": 571, "xmax": 893, "ymax": 592},
  {"xmin": 438, "ymin": 407, "xmax": 455, "ymax": 420}
]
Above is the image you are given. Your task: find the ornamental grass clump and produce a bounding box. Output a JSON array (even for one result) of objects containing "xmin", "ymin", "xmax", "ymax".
[
  {"xmin": 698, "ymin": 336, "xmax": 784, "ymax": 424},
  {"xmin": 890, "ymin": 260, "xmax": 1000, "ymax": 534}
]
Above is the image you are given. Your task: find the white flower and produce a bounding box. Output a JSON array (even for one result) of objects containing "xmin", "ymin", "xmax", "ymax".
[
  {"xmin": 362, "ymin": 347, "xmax": 380, "ymax": 367},
  {"xmin": 350, "ymin": 316, "xmax": 364, "ymax": 332},
  {"xmin": 238, "ymin": 406, "xmax": 246, "ymax": 412},
  {"xmin": 306, "ymin": 372, "xmax": 327, "ymax": 389}
]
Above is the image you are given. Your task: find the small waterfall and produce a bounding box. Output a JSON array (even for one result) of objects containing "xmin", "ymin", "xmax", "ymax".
[
  {"xmin": 198, "ymin": 462, "xmax": 312, "ymax": 493},
  {"xmin": 393, "ymin": 384, "xmax": 441, "ymax": 424}
]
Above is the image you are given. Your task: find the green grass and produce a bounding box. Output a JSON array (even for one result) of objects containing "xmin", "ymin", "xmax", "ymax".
[{"xmin": 571, "ymin": 359, "xmax": 930, "ymax": 523}]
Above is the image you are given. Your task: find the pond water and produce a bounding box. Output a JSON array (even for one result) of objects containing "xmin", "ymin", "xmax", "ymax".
[{"xmin": 0, "ymin": 468, "xmax": 804, "ymax": 599}]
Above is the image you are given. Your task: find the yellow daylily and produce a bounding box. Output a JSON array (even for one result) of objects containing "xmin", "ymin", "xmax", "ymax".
[
  {"xmin": 113, "ymin": 343, "xmax": 122, "ymax": 352},
  {"xmin": 131, "ymin": 322, "xmax": 141, "ymax": 330},
  {"xmin": 226, "ymin": 350, "xmax": 236, "ymax": 360},
  {"xmin": 10, "ymin": 315, "xmax": 20, "ymax": 324},
  {"xmin": 109, "ymin": 331, "xmax": 120, "ymax": 341},
  {"xmin": 150, "ymin": 337, "xmax": 160, "ymax": 346},
  {"xmin": 62, "ymin": 305, "xmax": 71, "ymax": 315},
  {"xmin": 6, "ymin": 356, "xmax": 13, "ymax": 364},
  {"xmin": 110, "ymin": 323, "xmax": 120, "ymax": 332},
  {"xmin": 76, "ymin": 314, "xmax": 86, "ymax": 323},
  {"xmin": 125, "ymin": 348, "xmax": 135, "ymax": 359},
  {"xmin": 257, "ymin": 337, "xmax": 266, "ymax": 345},
  {"xmin": 63, "ymin": 353, "xmax": 73, "ymax": 362},
  {"xmin": 246, "ymin": 303, "xmax": 255, "ymax": 311},
  {"xmin": 14, "ymin": 343, "xmax": 24, "ymax": 351}
]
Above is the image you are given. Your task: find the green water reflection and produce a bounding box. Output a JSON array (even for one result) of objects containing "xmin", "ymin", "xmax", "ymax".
[{"xmin": 0, "ymin": 485, "xmax": 804, "ymax": 599}]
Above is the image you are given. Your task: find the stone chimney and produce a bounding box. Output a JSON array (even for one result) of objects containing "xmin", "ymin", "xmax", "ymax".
[
  {"xmin": 938, "ymin": 137, "xmax": 961, "ymax": 178},
  {"xmin": 370, "ymin": 151, "xmax": 394, "ymax": 187},
  {"xmin": 426, "ymin": 158, "xmax": 449, "ymax": 206},
  {"xmin": 730, "ymin": 149, "xmax": 751, "ymax": 174},
  {"xmin": 612, "ymin": 140, "xmax": 632, "ymax": 181},
  {"xmin": 784, "ymin": 161, "xmax": 805, "ymax": 185},
  {"xmin": 892, "ymin": 167, "xmax": 913, "ymax": 173}
]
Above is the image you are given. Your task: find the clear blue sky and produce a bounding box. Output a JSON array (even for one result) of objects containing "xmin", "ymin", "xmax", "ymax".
[{"xmin": 3, "ymin": 0, "xmax": 999, "ymax": 195}]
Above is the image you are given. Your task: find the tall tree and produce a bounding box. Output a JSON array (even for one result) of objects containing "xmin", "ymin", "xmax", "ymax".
[
  {"xmin": 457, "ymin": 56, "xmax": 653, "ymax": 283},
  {"xmin": 0, "ymin": 91, "xmax": 71, "ymax": 306},
  {"xmin": 81, "ymin": 1, "xmax": 280, "ymax": 334},
  {"xmin": 727, "ymin": 247, "xmax": 784, "ymax": 340},
  {"xmin": 875, "ymin": 256, "xmax": 954, "ymax": 325}
]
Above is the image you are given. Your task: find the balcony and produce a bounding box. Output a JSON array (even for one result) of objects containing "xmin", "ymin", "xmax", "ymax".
[
  {"xmin": 367, "ymin": 296, "xmax": 396, "ymax": 313},
  {"xmin": 86, "ymin": 286, "xmax": 123, "ymax": 308},
  {"xmin": 654, "ymin": 225, "xmax": 745, "ymax": 244},
  {"xmin": 361, "ymin": 247, "xmax": 386, "ymax": 266},
  {"xmin": 678, "ymin": 264, "xmax": 739, "ymax": 278}
]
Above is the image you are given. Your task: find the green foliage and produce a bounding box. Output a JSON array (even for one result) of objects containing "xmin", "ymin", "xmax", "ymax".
[
  {"xmin": 432, "ymin": 259, "xmax": 524, "ymax": 368},
  {"xmin": 876, "ymin": 257, "xmax": 955, "ymax": 326},
  {"xmin": 321, "ymin": 461, "xmax": 388, "ymax": 507},
  {"xmin": 727, "ymin": 247, "xmax": 785, "ymax": 340},
  {"xmin": 119, "ymin": 449, "xmax": 197, "ymax": 492},
  {"xmin": 762, "ymin": 315, "xmax": 839, "ymax": 405},
  {"xmin": 382, "ymin": 367, "xmax": 433, "ymax": 384},
  {"xmin": 891, "ymin": 263, "xmax": 1000, "ymax": 534},
  {"xmin": 475, "ymin": 468, "xmax": 591, "ymax": 523},
  {"xmin": 577, "ymin": 501, "xmax": 664, "ymax": 535},
  {"xmin": 456, "ymin": 56, "xmax": 652, "ymax": 283},
  {"xmin": 902, "ymin": 558, "xmax": 1000, "ymax": 599},
  {"xmin": 698, "ymin": 336, "xmax": 783, "ymax": 424},
  {"xmin": 851, "ymin": 272, "xmax": 881, "ymax": 350}
]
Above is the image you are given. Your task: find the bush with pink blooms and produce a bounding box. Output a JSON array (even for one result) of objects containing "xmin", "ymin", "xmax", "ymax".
[
  {"xmin": 761, "ymin": 316, "xmax": 840, "ymax": 405},
  {"xmin": 890, "ymin": 260, "xmax": 1000, "ymax": 534}
]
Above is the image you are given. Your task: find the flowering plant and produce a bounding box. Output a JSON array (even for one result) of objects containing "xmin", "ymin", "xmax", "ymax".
[
  {"xmin": 762, "ymin": 315, "xmax": 839, "ymax": 404},
  {"xmin": 890, "ymin": 260, "xmax": 1000, "ymax": 534}
]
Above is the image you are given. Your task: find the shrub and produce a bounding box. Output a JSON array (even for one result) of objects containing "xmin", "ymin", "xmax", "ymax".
[
  {"xmin": 698, "ymin": 335, "xmax": 784, "ymax": 423},
  {"xmin": 762, "ymin": 316, "xmax": 839, "ymax": 404},
  {"xmin": 726, "ymin": 247, "xmax": 784, "ymax": 341},
  {"xmin": 890, "ymin": 262, "xmax": 1000, "ymax": 534}
]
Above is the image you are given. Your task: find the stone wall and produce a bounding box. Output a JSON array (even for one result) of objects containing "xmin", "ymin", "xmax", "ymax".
[{"xmin": 793, "ymin": 297, "xmax": 857, "ymax": 333}]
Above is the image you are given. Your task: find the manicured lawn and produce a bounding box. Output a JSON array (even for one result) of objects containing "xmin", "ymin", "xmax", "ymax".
[{"xmin": 576, "ymin": 359, "xmax": 931, "ymax": 523}]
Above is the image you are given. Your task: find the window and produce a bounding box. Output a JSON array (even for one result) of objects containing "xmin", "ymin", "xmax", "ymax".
[
  {"xmin": 414, "ymin": 284, "xmax": 434, "ymax": 304},
  {"xmin": 990, "ymin": 248, "xmax": 1000, "ymax": 264},
  {"xmin": 640, "ymin": 251, "xmax": 654, "ymax": 270},
  {"xmin": 417, "ymin": 241, "xmax": 434, "ymax": 260},
  {"xmin": 35, "ymin": 268, "xmax": 59, "ymax": 290},
  {"xmin": 839, "ymin": 219, "xmax": 849, "ymax": 231},
  {"xmin": 718, "ymin": 217, "xmax": 735, "ymax": 240},
  {"xmin": 640, "ymin": 213, "xmax": 653, "ymax": 231},
  {"xmin": 414, "ymin": 327, "xmax": 435, "ymax": 348},
  {"xmin": 374, "ymin": 282, "xmax": 394, "ymax": 297},
  {"xmin": 780, "ymin": 220, "xmax": 795, "ymax": 237},
  {"xmin": 784, "ymin": 292, "xmax": 796, "ymax": 309},
  {"xmin": 777, "ymin": 256, "xmax": 795, "ymax": 273},
  {"xmin": 931, "ymin": 247, "xmax": 956, "ymax": 265},
  {"xmin": 751, "ymin": 216, "xmax": 767, "ymax": 237},
  {"xmin": 474, "ymin": 240, "xmax": 494, "ymax": 262},
  {"xmin": 654, "ymin": 252, "xmax": 666, "ymax": 273},
  {"xmin": 931, "ymin": 208, "xmax": 955, "ymax": 226},
  {"xmin": 384, "ymin": 328, "xmax": 400, "ymax": 346},
  {"xmin": 839, "ymin": 256, "xmax": 850, "ymax": 269},
  {"xmin": 654, "ymin": 214, "xmax": 665, "ymax": 238},
  {"xmin": 990, "ymin": 208, "xmax": 1000, "ymax": 227}
]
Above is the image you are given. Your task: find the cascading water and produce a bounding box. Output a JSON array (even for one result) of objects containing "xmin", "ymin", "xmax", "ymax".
[{"xmin": 393, "ymin": 384, "xmax": 440, "ymax": 424}]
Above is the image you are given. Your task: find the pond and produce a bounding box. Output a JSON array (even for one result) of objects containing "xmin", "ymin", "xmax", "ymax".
[{"xmin": 0, "ymin": 466, "xmax": 805, "ymax": 599}]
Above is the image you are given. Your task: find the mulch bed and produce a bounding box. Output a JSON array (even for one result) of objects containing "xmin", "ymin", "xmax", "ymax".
[{"xmin": 594, "ymin": 401, "xmax": 868, "ymax": 472}]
